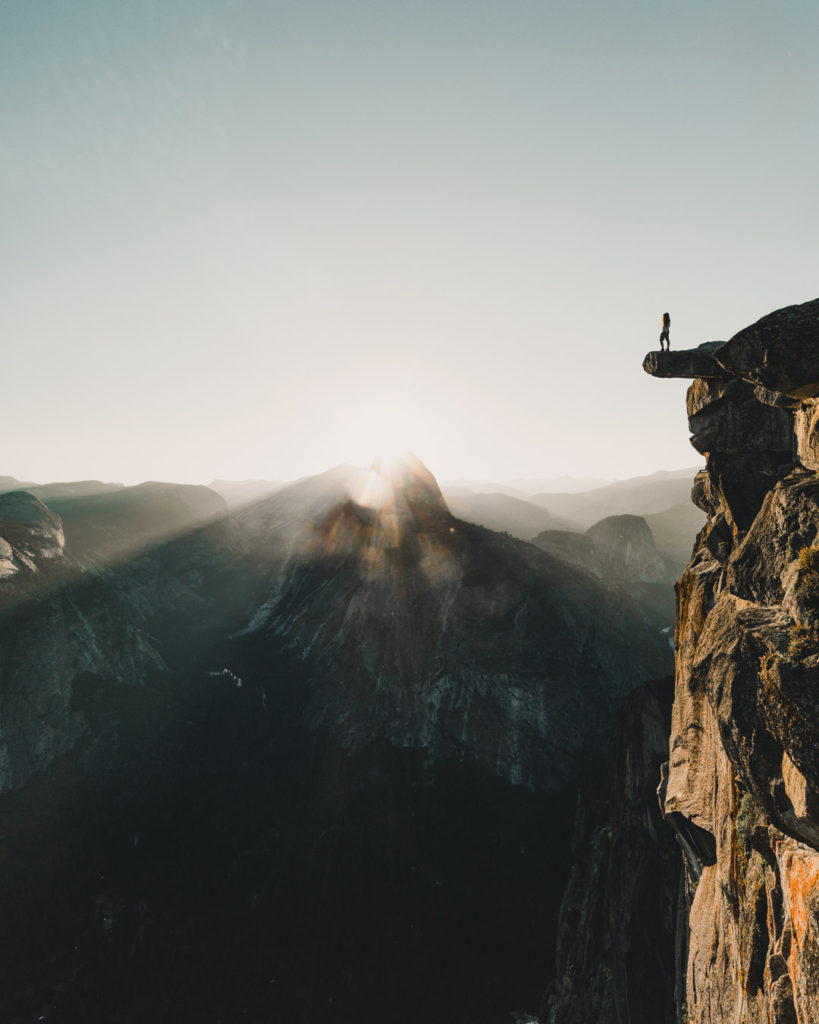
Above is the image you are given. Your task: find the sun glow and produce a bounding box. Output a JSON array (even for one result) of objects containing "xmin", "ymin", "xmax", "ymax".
[
  {"xmin": 345, "ymin": 450, "xmax": 414, "ymax": 510},
  {"xmin": 347, "ymin": 467, "xmax": 393, "ymax": 510}
]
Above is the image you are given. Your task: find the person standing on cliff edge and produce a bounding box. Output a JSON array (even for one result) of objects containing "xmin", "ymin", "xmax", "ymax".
[{"xmin": 659, "ymin": 312, "xmax": 671, "ymax": 351}]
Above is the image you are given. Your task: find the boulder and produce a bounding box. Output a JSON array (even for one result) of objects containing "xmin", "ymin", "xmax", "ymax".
[{"xmin": 715, "ymin": 296, "xmax": 819, "ymax": 399}]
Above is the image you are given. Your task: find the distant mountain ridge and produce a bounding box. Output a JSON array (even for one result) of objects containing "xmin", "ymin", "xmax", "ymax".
[
  {"xmin": 442, "ymin": 474, "xmax": 608, "ymax": 497},
  {"xmin": 441, "ymin": 489, "xmax": 575, "ymax": 540},
  {"xmin": 529, "ymin": 467, "xmax": 703, "ymax": 524}
]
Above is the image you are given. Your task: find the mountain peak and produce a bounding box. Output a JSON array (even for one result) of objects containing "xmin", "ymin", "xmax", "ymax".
[{"xmin": 348, "ymin": 453, "xmax": 449, "ymax": 517}]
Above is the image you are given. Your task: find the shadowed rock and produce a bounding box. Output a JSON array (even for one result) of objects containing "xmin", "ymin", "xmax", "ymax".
[
  {"xmin": 531, "ymin": 530, "xmax": 600, "ymax": 575},
  {"xmin": 642, "ymin": 342, "xmax": 729, "ymax": 380},
  {"xmin": 714, "ymin": 296, "xmax": 819, "ymax": 399},
  {"xmin": 544, "ymin": 678, "xmax": 680, "ymax": 1024},
  {"xmin": 586, "ymin": 514, "xmax": 666, "ymax": 583}
]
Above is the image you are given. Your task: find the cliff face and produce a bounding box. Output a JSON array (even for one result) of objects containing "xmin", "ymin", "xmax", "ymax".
[{"xmin": 645, "ymin": 297, "xmax": 819, "ymax": 1024}]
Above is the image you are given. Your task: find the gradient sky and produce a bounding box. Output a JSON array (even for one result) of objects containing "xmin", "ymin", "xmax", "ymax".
[{"xmin": 2, "ymin": 0, "xmax": 818, "ymax": 486}]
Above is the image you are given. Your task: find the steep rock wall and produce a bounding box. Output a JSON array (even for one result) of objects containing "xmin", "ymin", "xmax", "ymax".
[{"xmin": 645, "ymin": 296, "xmax": 819, "ymax": 1024}]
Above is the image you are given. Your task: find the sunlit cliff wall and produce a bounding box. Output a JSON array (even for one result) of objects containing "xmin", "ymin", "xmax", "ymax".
[{"xmin": 645, "ymin": 297, "xmax": 819, "ymax": 1024}]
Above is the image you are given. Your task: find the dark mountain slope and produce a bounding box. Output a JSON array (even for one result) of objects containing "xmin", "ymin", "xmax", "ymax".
[
  {"xmin": 0, "ymin": 456, "xmax": 674, "ymax": 1023},
  {"xmin": 242, "ymin": 456, "xmax": 673, "ymax": 789}
]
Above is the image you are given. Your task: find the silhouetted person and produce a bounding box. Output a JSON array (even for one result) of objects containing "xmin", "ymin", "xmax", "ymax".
[{"xmin": 659, "ymin": 312, "xmax": 671, "ymax": 351}]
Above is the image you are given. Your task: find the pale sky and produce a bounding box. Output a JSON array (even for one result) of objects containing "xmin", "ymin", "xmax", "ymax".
[{"xmin": 2, "ymin": 0, "xmax": 817, "ymax": 486}]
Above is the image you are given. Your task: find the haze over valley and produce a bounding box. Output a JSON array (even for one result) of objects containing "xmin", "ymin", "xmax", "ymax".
[{"xmin": 0, "ymin": 452, "xmax": 686, "ymax": 1019}]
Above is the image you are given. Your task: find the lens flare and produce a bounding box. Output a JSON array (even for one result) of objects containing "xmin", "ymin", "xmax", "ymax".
[{"xmin": 346, "ymin": 468, "xmax": 394, "ymax": 511}]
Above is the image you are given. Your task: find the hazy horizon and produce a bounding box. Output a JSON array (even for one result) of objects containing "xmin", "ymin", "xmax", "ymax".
[
  {"xmin": 3, "ymin": 1, "xmax": 817, "ymax": 486},
  {"xmin": 2, "ymin": 456, "xmax": 703, "ymax": 494}
]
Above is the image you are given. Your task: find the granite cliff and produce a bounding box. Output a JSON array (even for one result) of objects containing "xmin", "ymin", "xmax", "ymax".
[{"xmin": 641, "ymin": 296, "xmax": 819, "ymax": 1024}]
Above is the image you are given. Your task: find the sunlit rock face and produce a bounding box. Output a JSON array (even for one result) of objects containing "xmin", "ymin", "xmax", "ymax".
[
  {"xmin": 0, "ymin": 491, "xmax": 65, "ymax": 569},
  {"xmin": 241, "ymin": 455, "xmax": 672, "ymax": 789},
  {"xmin": 644, "ymin": 295, "xmax": 819, "ymax": 1024}
]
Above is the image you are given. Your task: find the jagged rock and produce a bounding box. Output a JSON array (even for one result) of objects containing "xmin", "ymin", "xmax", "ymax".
[
  {"xmin": 760, "ymin": 654, "xmax": 819, "ymax": 820},
  {"xmin": 728, "ymin": 473, "xmax": 819, "ymax": 608},
  {"xmin": 642, "ymin": 343, "xmax": 730, "ymax": 380},
  {"xmin": 643, "ymin": 296, "xmax": 819, "ymax": 1024},
  {"xmin": 714, "ymin": 296, "xmax": 819, "ymax": 399},
  {"xmin": 686, "ymin": 378, "xmax": 793, "ymax": 456},
  {"xmin": 708, "ymin": 451, "xmax": 796, "ymax": 534},
  {"xmin": 691, "ymin": 469, "xmax": 720, "ymax": 517},
  {"xmin": 795, "ymin": 400, "xmax": 819, "ymax": 472},
  {"xmin": 754, "ymin": 386, "xmax": 802, "ymax": 410},
  {"xmin": 684, "ymin": 378, "xmax": 795, "ymax": 532}
]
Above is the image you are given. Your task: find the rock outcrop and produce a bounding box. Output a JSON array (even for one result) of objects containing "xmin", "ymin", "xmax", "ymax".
[
  {"xmin": 642, "ymin": 341, "xmax": 729, "ymax": 380},
  {"xmin": 644, "ymin": 295, "xmax": 819, "ymax": 1024}
]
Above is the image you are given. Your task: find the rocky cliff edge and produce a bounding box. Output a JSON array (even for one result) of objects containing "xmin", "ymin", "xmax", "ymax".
[{"xmin": 644, "ymin": 296, "xmax": 819, "ymax": 1024}]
